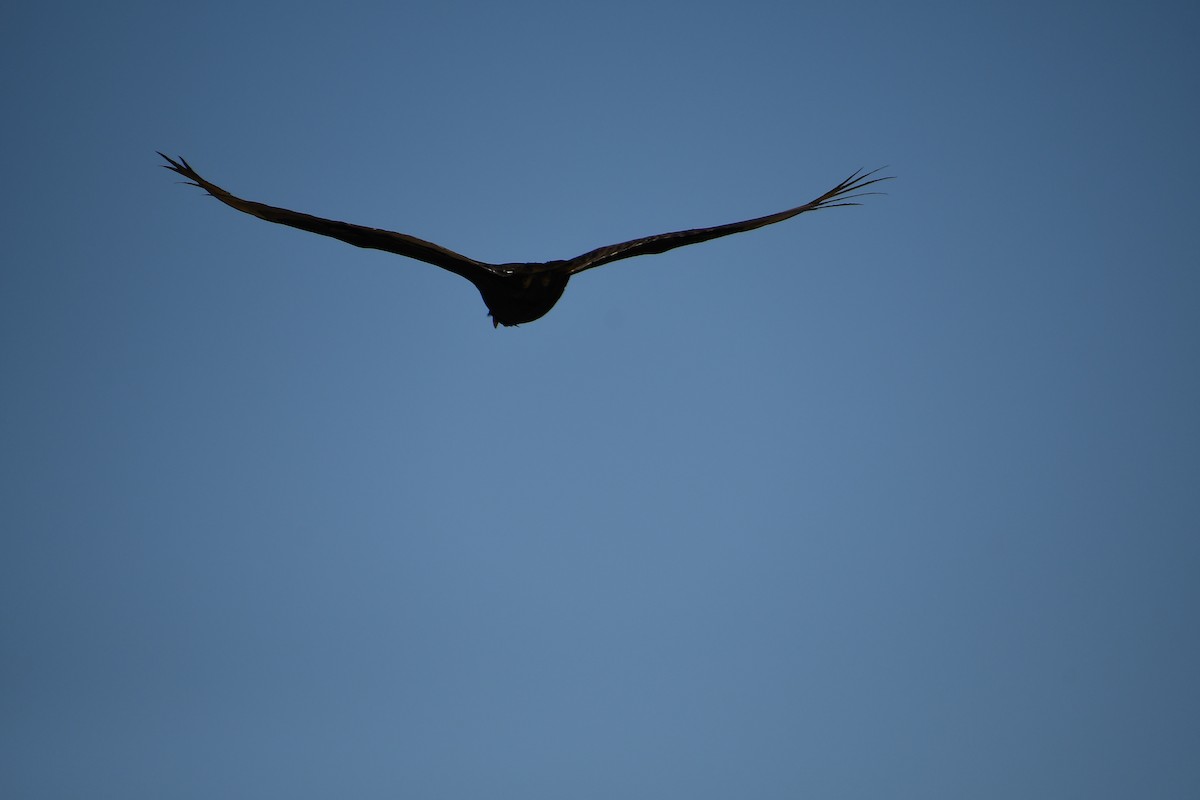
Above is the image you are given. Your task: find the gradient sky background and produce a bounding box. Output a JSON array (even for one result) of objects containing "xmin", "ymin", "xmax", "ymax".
[{"xmin": 3, "ymin": 1, "xmax": 1199, "ymax": 798}]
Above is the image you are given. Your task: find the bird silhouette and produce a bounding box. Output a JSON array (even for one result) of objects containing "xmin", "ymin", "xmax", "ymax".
[{"xmin": 159, "ymin": 153, "xmax": 889, "ymax": 327}]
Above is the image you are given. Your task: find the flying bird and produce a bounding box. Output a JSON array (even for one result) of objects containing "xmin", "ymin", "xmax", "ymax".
[{"xmin": 159, "ymin": 153, "xmax": 890, "ymax": 327}]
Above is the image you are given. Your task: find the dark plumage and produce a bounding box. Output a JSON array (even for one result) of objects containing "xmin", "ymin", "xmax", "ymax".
[{"xmin": 159, "ymin": 153, "xmax": 890, "ymax": 327}]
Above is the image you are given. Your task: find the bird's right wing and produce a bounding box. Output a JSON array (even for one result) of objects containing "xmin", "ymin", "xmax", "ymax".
[
  {"xmin": 562, "ymin": 168, "xmax": 891, "ymax": 275},
  {"xmin": 159, "ymin": 153, "xmax": 492, "ymax": 280}
]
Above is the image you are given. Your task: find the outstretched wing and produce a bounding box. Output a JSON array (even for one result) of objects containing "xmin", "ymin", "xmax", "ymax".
[
  {"xmin": 158, "ymin": 153, "xmax": 493, "ymax": 280},
  {"xmin": 562, "ymin": 168, "xmax": 892, "ymax": 275}
]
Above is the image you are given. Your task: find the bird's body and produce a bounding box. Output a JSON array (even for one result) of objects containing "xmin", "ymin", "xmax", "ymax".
[
  {"xmin": 159, "ymin": 153, "xmax": 889, "ymax": 327},
  {"xmin": 473, "ymin": 268, "xmax": 572, "ymax": 327}
]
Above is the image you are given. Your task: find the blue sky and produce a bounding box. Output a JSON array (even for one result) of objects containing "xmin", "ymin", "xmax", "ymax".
[{"xmin": 3, "ymin": 1, "xmax": 1198, "ymax": 798}]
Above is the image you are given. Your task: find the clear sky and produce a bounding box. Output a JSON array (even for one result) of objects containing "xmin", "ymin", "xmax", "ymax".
[{"xmin": 3, "ymin": 1, "xmax": 1198, "ymax": 798}]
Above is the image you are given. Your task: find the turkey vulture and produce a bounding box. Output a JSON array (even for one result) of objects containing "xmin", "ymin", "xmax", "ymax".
[{"xmin": 159, "ymin": 153, "xmax": 890, "ymax": 327}]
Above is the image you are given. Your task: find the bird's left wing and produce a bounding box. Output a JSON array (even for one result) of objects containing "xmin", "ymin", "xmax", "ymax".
[
  {"xmin": 562, "ymin": 168, "xmax": 891, "ymax": 275},
  {"xmin": 158, "ymin": 153, "xmax": 494, "ymax": 280}
]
